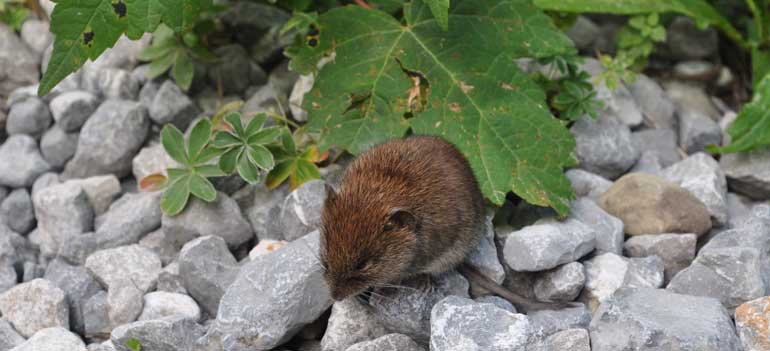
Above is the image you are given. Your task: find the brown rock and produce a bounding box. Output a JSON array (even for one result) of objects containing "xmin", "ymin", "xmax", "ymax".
[
  {"xmin": 735, "ymin": 296, "xmax": 770, "ymax": 351},
  {"xmin": 598, "ymin": 173, "xmax": 711, "ymax": 236}
]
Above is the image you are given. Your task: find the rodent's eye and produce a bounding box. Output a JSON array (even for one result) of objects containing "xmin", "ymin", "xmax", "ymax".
[{"xmin": 355, "ymin": 258, "xmax": 369, "ymax": 271}]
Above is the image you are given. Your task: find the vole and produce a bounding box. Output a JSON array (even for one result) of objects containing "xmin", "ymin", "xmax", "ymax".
[{"xmin": 320, "ymin": 135, "xmax": 566, "ymax": 312}]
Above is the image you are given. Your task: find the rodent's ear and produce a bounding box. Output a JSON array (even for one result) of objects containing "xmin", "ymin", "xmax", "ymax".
[{"xmin": 385, "ymin": 208, "xmax": 418, "ymax": 232}]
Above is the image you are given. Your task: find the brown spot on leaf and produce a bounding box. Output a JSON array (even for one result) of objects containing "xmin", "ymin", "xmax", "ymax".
[
  {"xmin": 112, "ymin": 0, "xmax": 126, "ymax": 17},
  {"xmin": 459, "ymin": 81, "xmax": 474, "ymax": 94},
  {"xmin": 501, "ymin": 82, "xmax": 519, "ymax": 91},
  {"xmin": 311, "ymin": 102, "xmax": 320, "ymax": 109},
  {"xmin": 308, "ymin": 38, "xmax": 318, "ymax": 47},
  {"xmin": 448, "ymin": 102, "xmax": 462, "ymax": 113},
  {"xmin": 83, "ymin": 31, "xmax": 95, "ymax": 46}
]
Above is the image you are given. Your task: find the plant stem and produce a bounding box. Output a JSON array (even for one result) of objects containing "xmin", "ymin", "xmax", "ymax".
[{"xmin": 748, "ymin": 0, "xmax": 766, "ymax": 44}]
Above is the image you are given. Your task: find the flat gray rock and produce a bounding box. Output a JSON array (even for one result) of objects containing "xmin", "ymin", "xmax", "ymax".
[
  {"xmin": 321, "ymin": 299, "xmax": 388, "ymax": 351},
  {"xmin": 131, "ymin": 142, "xmax": 178, "ymax": 182},
  {"xmin": 49, "ymin": 90, "xmax": 100, "ymax": 132},
  {"xmin": 178, "ymin": 236, "xmax": 239, "ymax": 317},
  {"xmin": 64, "ymin": 99, "xmax": 149, "ymax": 179},
  {"xmin": 137, "ymin": 291, "xmax": 200, "ymax": 322},
  {"xmin": 504, "ymin": 218, "xmax": 595, "ymax": 272},
  {"xmin": 430, "ymin": 296, "xmax": 530, "ymax": 351},
  {"xmin": 569, "ymin": 198, "xmax": 623, "ymax": 255},
  {"xmin": 678, "ymin": 108, "xmax": 721, "ymax": 154},
  {"xmin": 570, "ymin": 117, "xmax": 640, "ymax": 179},
  {"xmin": 579, "ymin": 253, "xmax": 664, "ymax": 312},
  {"xmin": 148, "ymin": 80, "xmax": 200, "ymax": 129},
  {"xmin": 590, "ymin": 288, "xmax": 740, "ymax": 351},
  {"xmin": 211, "ymin": 231, "xmax": 331, "ymax": 350},
  {"xmin": 565, "ymin": 169, "xmax": 612, "ymax": 201},
  {"xmin": 720, "ymin": 147, "xmax": 770, "ymax": 200},
  {"xmin": 85, "ymin": 244, "xmax": 161, "ymax": 293},
  {"xmin": 0, "ymin": 24, "xmax": 39, "ymax": 98},
  {"xmin": 629, "ymin": 74, "xmax": 677, "ymax": 130},
  {"xmin": 33, "ymin": 181, "xmax": 94, "ymax": 257},
  {"xmin": 44, "ymin": 259, "xmax": 102, "ymax": 335},
  {"xmin": 0, "ymin": 279, "xmax": 69, "ymax": 338},
  {"xmin": 40, "ymin": 126, "xmax": 78, "ymax": 169},
  {"xmin": 533, "ymin": 262, "xmax": 585, "ymax": 302},
  {"xmin": 0, "ymin": 319, "xmax": 25, "ymax": 350},
  {"xmin": 631, "ymin": 129, "xmax": 680, "ymax": 167},
  {"xmin": 6, "ymin": 97, "xmax": 52, "ymax": 137},
  {"xmin": 9, "ymin": 327, "xmax": 86, "ymax": 351},
  {"xmin": 345, "ymin": 334, "xmax": 424, "ymax": 351},
  {"xmin": 233, "ymin": 183, "xmax": 288, "ymax": 241},
  {"xmin": 110, "ymin": 317, "xmax": 205, "ymax": 351},
  {"xmin": 0, "ymin": 189, "xmax": 35, "ymax": 235},
  {"xmin": 662, "ymin": 152, "xmax": 728, "ymax": 225},
  {"xmin": 528, "ymin": 304, "xmax": 591, "ymax": 340},
  {"xmin": 624, "ymin": 233, "xmax": 696, "ymax": 283},
  {"xmin": 162, "ymin": 192, "xmax": 252, "ymax": 249},
  {"xmin": 279, "ymin": 179, "xmax": 326, "ymax": 241},
  {"xmin": 0, "ymin": 135, "xmax": 51, "ymax": 188}
]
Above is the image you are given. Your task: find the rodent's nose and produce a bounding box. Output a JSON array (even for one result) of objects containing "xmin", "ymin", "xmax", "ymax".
[{"xmin": 331, "ymin": 288, "xmax": 346, "ymax": 301}]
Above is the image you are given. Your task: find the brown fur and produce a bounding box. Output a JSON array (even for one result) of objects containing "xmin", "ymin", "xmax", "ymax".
[{"xmin": 320, "ymin": 135, "xmax": 485, "ymax": 301}]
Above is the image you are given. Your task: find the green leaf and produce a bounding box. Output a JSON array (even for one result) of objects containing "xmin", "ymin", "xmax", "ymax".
[
  {"xmin": 425, "ymin": 0, "xmax": 450, "ymax": 31},
  {"xmin": 281, "ymin": 128, "xmax": 297, "ymax": 155},
  {"xmin": 195, "ymin": 145, "xmax": 226, "ymax": 164},
  {"xmin": 266, "ymin": 159, "xmax": 294, "ymax": 189},
  {"xmin": 189, "ymin": 174, "xmax": 216, "ymax": 202},
  {"xmin": 533, "ymin": 0, "xmax": 747, "ymax": 49},
  {"xmin": 288, "ymin": 0, "xmax": 576, "ymax": 215},
  {"xmin": 195, "ymin": 164, "xmax": 225, "ymax": 177},
  {"xmin": 161, "ymin": 125, "xmax": 188, "ymax": 166},
  {"xmin": 187, "ymin": 118, "xmax": 212, "ymax": 162},
  {"xmin": 225, "ymin": 112, "xmax": 245, "ymax": 137},
  {"xmin": 147, "ymin": 49, "xmax": 177, "ymax": 79},
  {"xmin": 218, "ymin": 148, "xmax": 240, "ymax": 174},
  {"xmin": 280, "ymin": 11, "xmax": 318, "ymax": 35},
  {"xmin": 248, "ymin": 145, "xmax": 275, "ymax": 171},
  {"xmin": 167, "ymin": 168, "xmax": 188, "ymax": 180},
  {"xmin": 161, "ymin": 175, "xmax": 191, "ymax": 215},
  {"xmin": 291, "ymin": 159, "xmax": 321, "ymax": 189},
  {"xmin": 153, "ymin": 0, "xmax": 211, "ymax": 33},
  {"xmin": 247, "ymin": 127, "xmax": 282, "ymax": 146},
  {"xmin": 367, "ymin": 0, "xmax": 406, "ymax": 14},
  {"xmin": 125, "ymin": 338, "xmax": 142, "ymax": 351},
  {"xmin": 212, "ymin": 132, "xmax": 242, "ymax": 148},
  {"xmin": 138, "ymin": 45, "xmax": 173, "ymax": 61},
  {"xmin": 245, "ymin": 113, "xmax": 268, "ymax": 136},
  {"xmin": 710, "ymin": 74, "xmax": 770, "ymax": 154},
  {"xmin": 38, "ymin": 0, "xmax": 128, "ymax": 96},
  {"xmin": 237, "ymin": 151, "xmax": 261, "ymax": 184},
  {"xmin": 172, "ymin": 51, "xmax": 194, "ymax": 91},
  {"xmin": 752, "ymin": 49, "xmax": 770, "ymax": 90}
]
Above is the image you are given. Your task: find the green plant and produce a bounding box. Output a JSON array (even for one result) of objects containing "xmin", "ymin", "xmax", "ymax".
[
  {"xmin": 535, "ymin": 55, "xmax": 601, "ymax": 120},
  {"xmin": 286, "ymin": 0, "xmax": 579, "ymax": 216},
  {"xmin": 138, "ymin": 22, "xmax": 216, "ymax": 90},
  {"xmin": 125, "ymin": 338, "xmax": 141, "ymax": 351},
  {"xmin": 533, "ymin": 0, "xmax": 770, "ymax": 154},
  {"xmin": 0, "ymin": 0, "xmax": 28, "ymax": 30}
]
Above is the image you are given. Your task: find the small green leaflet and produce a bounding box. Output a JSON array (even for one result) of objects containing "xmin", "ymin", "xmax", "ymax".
[
  {"xmin": 39, "ymin": 0, "xmax": 212, "ymax": 96},
  {"xmin": 126, "ymin": 338, "xmax": 142, "ymax": 351},
  {"xmin": 709, "ymin": 74, "xmax": 770, "ymax": 154},
  {"xmin": 425, "ymin": 0, "xmax": 449, "ymax": 30},
  {"xmin": 287, "ymin": 0, "xmax": 577, "ymax": 216}
]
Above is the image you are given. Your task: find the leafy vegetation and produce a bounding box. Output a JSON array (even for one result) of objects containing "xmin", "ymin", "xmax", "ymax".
[
  {"xmin": 533, "ymin": 0, "xmax": 770, "ymax": 153},
  {"xmin": 125, "ymin": 338, "xmax": 142, "ymax": 351},
  {"xmin": 0, "ymin": 0, "xmax": 28, "ymax": 30},
  {"xmin": 137, "ymin": 22, "xmax": 216, "ymax": 90}
]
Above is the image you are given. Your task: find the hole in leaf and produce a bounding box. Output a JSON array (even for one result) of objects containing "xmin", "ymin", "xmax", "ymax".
[
  {"xmin": 343, "ymin": 92, "xmax": 372, "ymax": 115},
  {"xmin": 395, "ymin": 58, "xmax": 429, "ymax": 113},
  {"xmin": 112, "ymin": 0, "xmax": 127, "ymax": 17},
  {"xmin": 83, "ymin": 31, "xmax": 95, "ymax": 46},
  {"xmin": 307, "ymin": 37, "xmax": 318, "ymax": 47}
]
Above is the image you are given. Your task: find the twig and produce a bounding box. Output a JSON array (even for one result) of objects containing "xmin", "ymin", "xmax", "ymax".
[{"xmin": 354, "ymin": 0, "xmax": 371, "ymax": 9}]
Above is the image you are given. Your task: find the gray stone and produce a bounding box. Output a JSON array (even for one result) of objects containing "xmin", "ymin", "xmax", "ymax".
[
  {"xmin": 211, "ymin": 231, "xmax": 331, "ymax": 350},
  {"xmin": 9, "ymin": 327, "xmax": 86, "ymax": 351},
  {"xmin": 629, "ymin": 74, "xmax": 677, "ymax": 130},
  {"xmin": 673, "ymin": 60, "xmax": 717, "ymax": 79},
  {"xmin": 0, "ymin": 24, "xmax": 39, "ymax": 98},
  {"xmin": 624, "ymin": 234, "xmax": 696, "ymax": 283},
  {"xmin": 664, "ymin": 81, "xmax": 721, "ymax": 121},
  {"xmin": 668, "ymin": 226, "xmax": 768, "ymax": 312},
  {"xmin": 83, "ymin": 291, "xmax": 110, "ymax": 339},
  {"xmin": 163, "ymin": 192, "xmax": 252, "ymax": 249},
  {"xmin": 533, "ymin": 262, "xmax": 585, "ymax": 303},
  {"xmin": 540, "ymin": 329, "xmax": 590, "ymax": 351},
  {"xmin": 570, "ymin": 117, "xmax": 640, "ymax": 179},
  {"xmin": 631, "ymin": 129, "xmax": 681, "ymax": 168},
  {"xmin": 84, "ymin": 34, "xmax": 150, "ymax": 72},
  {"xmin": 528, "ymin": 304, "xmax": 591, "ymax": 339},
  {"xmin": 139, "ymin": 229, "xmax": 176, "ymax": 265},
  {"xmin": 629, "ymin": 151, "xmax": 663, "ymax": 175},
  {"xmin": 474, "ymin": 295, "xmax": 516, "ymax": 313},
  {"xmin": 589, "ymin": 288, "xmax": 740, "ymax": 351},
  {"xmin": 579, "ymin": 58, "xmax": 643, "ymax": 127},
  {"xmin": 0, "ymin": 264, "xmax": 15, "ymax": 295},
  {"xmin": 735, "ymin": 296, "xmax": 770, "ymax": 351},
  {"xmin": 662, "ymin": 152, "xmax": 728, "ymax": 225},
  {"xmin": 0, "ymin": 188, "xmax": 7, "ymax": 204},
  {"xmin": 33, "ymin": 181, "xmax": 94, "ymax": 257},
  {"xmin": 64, "ymin": 100, "xmax": 149, "ymax": 179},
  {"xmin": 6, "ymin": 98, "xmax": 52, "ymax": 137},
  {"xmin": 321, "ymin": 299, "xmax": 388, "ymax": 351},
  {"xmin": 721, "ymin": 147, "xmax": 770, "ymax": 200},
  {"xmin": 43, "ymin": 259, "xmax": 102, "ymax": 335},
  {"xmin": 137, "ymin": 291, "xmax": 200, "ymax": 321},
  {"xmin": 178, "ymin": 236, "xmax": 239, "ymax": 317},
  {"xmin": 0, "ymin": 189, "xmax": 34, "ymax": 234},
  {"xmin": 369, "ymin": 272, "xmax": 469, "ymax": 343},
  {"xmin": 106, "ymin": 279, "xmax": 143, "ymax": 326},
  {"xmin": 248, "ymin": 239, "xmax": 287, "ymax": 260},
  {"xmin": 49, "ymin": 91, "xmax": 100, "ymax": 132},
  {"xmin": 233, "ymin": 183, "xmax": 288, "ymax": 241},
  {"xmin": 138, "ymin": 80, "xmax": 160, "ymax": 108},
  {"xmin": 40, "ymin": 126, "xmax": 79, "ymax": 169},
  {"xmin": 81, "ymin": 67, "xmax": 140, "ymax": 100},
  {"xmin": 131, "ymin": 64, "xmax": 151, "ymax": 86},
  {"xmin": 0, "ymin": 319, "xmax": 24, "ymax": 351},
  {"xmin": 599, "ymin": 173, "xmax": 712, "ymax": 236},
  {"xmin": 66, "ymin": 175, "xmax": 122, "ymax": 216},
  {"xmin": 569, "ymin": 198, "xmax": 623, "ymax": 255},
  {"xmin": 22, "ymin": 18, "xmax": 54, "ymax": 58},
  {"xmin": 110, "ymin": 317, "xmax": 205, "ymax": 351},
  {"xmin": 0, "ymin": 279, "xmax": 68, "ymax": 338},
  {"xmin": 156, "ymin": 262, "xmax": 187, "ymax": 295},
  {"xmin": 0, "ymin": 135, "xmax": 51, "ymax": 188},
  {"xmin": 85, "ymin": 244, "xmax": 161, "ymax": 293},
  {"xmin": 566, "ymin": 16, "xmax": 600, "ymax": 51},
  {"xmin": 664, "ymin": 16, "xmax": 719, "ymax": 60},
  {"xmin": 21, "ymin": 262, "xmax": 44, "ymax": 283},
  {"xmin": 430, "ymin": 296, "xmax": 530, "ymax": 351},
  {"xmin": 207, "ymin": 45, "xmax": 254, "ymax": 95},
  {"xmin": 678, "ymin": 108, "xmax": 721, "ymax": 154},
  {"xmin": 565, "ymin": 169, "xmax": 612, "ymax": 201},
  {"xmin": 289, "ymin": 74, "xmax": 313, "ymax": 122},
  {"xmin": 345, "ymin": 334, "xmax": 424, "ymax": 351},
  {"xmin": 30, "ymin": 172, "xmax": 58, "ymax": 199},
  {"xmin": 503, "ymin": 218, "xmax": 595, "ymax": 272},
  {"xmin": 148, "ymin": 80, "xmax": 200, "ymax": 129},
  {"xmin": 466, "ymin": 213, "xmax": 505, "ymax": 294},
  {"xmin": 241, "ymin": 83, "xmax": 286, "ymax": 117},
  {"xmin": 87, "ymin": 343, "xmax": 116, "ymax": 351},
  {"xmin": 579, "ymin": 253, "xmax": 664, "ymax": 313},
  {"xmin": 131, "ymin": 142, "xmax": 178, "ymax": 182}
]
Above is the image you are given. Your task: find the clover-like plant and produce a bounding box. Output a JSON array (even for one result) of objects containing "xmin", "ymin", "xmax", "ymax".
[
  {"xmin": 212, "ymin": 112, "xmax": 281, "ymax": 184},
  {"xmin": 266, "ymin": 127, "xmax": 326, "ymax": 190}
]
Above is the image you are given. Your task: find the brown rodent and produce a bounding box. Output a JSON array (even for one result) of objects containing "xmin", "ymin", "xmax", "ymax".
[{"xmin": 320, "ymin": 135, "xmax": 564, "ymax": 312}]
